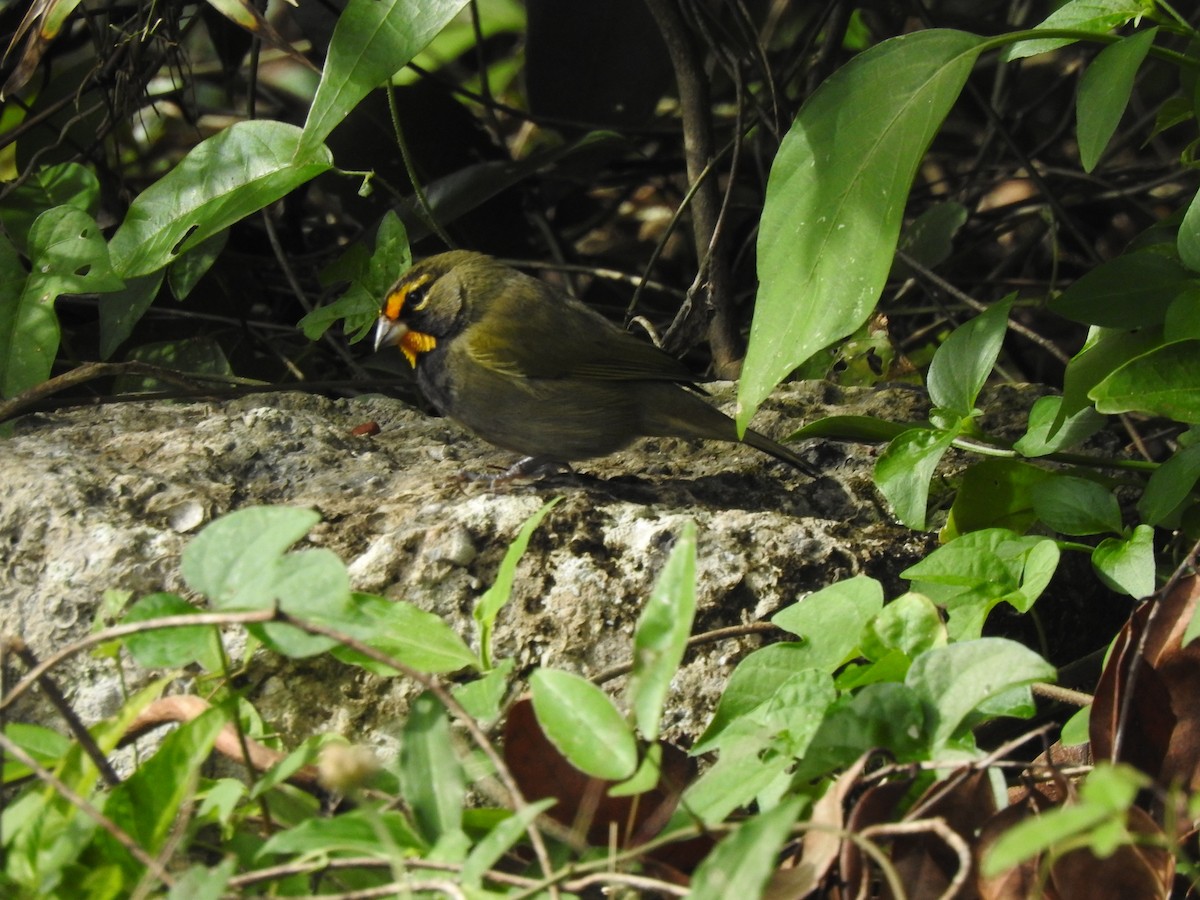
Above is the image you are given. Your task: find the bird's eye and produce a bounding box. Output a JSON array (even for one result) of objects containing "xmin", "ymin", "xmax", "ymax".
[{"xmin": 406, "ymin": 281, "xmax": 432, "ymax": 312}]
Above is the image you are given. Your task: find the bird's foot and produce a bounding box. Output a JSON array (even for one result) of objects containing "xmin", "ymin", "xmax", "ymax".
[{"xmin": 458, "ymin": 456, "xmax": 574, "ymax": 487}]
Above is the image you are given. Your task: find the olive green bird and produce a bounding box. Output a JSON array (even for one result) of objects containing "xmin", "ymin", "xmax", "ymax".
[{"xmin": 373, "ymin": 251, "xmax": 817, "ymax": 478}]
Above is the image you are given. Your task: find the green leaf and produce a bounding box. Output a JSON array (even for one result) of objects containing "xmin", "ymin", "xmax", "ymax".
[
  {"xmin": 109, "ymin": 121, "xmax": 332, "ymax": 278},
  {"xmin": 1003, "ymin": 0, "xmax": 1154, "ymax": 61},
  {"xmin": 943, "ymin": 458, "xmax": 1054, "ymax": 539},
  {"xmin": 983, "ymin": 763, "xmax": 1147, "ymax": 875},
  {"xmin": 474, "ymin": 498, "xmax": 561, "ymax": 669},
  {"xmin": 741, "ymin": 29, "xmax": 985, "ymax": 430},
  {"xmin": 875, "ymin": 427, "xmax": 958, "ymax": 530},
  {"xmin": 928, "ymin": 297, "xmax": 1014, "ymax": 417},
  {"xmin": 1077, "ymin": 28, "xmax": 1156, "ymax": 172},
  {"xmin": 332, "ymin": 594, "xmax": 480, "ymax": 674},
  {"xmin": 300, "ymin": 0, "xmax": 470, "ymax": 154},
  {"xmin": 1049, "ymin": 246, "xmax": 1193, "ymax": 329},
  {"xmin": 1139, "ymin": 441, "xmax": 1200, "ymax": 525},
  {"xmin": 770, "ymin": 575, "xmax": 883, "ymax": 670},
  {"xmin": 627, "ymin": 521, "xmax": 696, "ymax": 741},
  {"xmin": 401, "ymin": 692, "xmax": 465, "ymax": 843},
  {"xmin": 861, "ymin": 592, "xmax": 946, "ymax": 662},
  {"xmin": 259, "ymin": 809, "xmax": 426, "ymax": 856},
  {"xmin": 905, "ymin": 638, "xmax": 1055, "ymax": 750},
  {"xmin": 122, "ymin": 593, "xmax": 223, "ymax": 670},
  {"xmin": 1059, "ymin": 325, "xmax": 1163, "ymax": 423},
  {"xmin": 460, "ymin": 799, "xmax": 555, "ymax": 889},
  {"xmin": 451, "ymin": 658, "xmax": 515, "ymax": 726},
  {"xmin": 1091, "ymin": 339, "xmax": 1200, "ymax": 422},
  {"xmin": 0, "ymin": 162, "xmax": 100, "ymax": 254},
  {"xmin": 790, "ymin": 414, "xmax": 915, "ymax": 443},
  {"xmin": 892, "ymin": 200, "xmax": 969, "ymax": 279},
  {"xmin": 181, "ymin": 506, "xmax": 321, "ymax": 605},
  {"xmin": 302, "ymin": 212, "xmax": 410, "ymax": 341},
  {"xmin": 1013, "ymin": 395, "xmax": 1107, "ymax": 456},
  {"xmin": 167, "ymin": 858, "xmax": 235, "ymax": 900},
  {"xmin": 101, "ymin": 706, "xmax": 226, "ymax": 859},
  {"xmin": 2, "ymin": 207, "xmax": 124, "ymax": 397},
  {"xmin": 679, "ymin": 736, "xmax": 796, "ymax": 826},
  {"xmin": 168, "ymin": 230, "xmax": 229, "ymax": 301},
  {"xmin": 1032, "ymin": 475, "xmax": 1123, "ymax": 536},
  {"xmin": 689, "ymin": 798, "xmax": 803, "ymax": 900},
  {"xmin": 529, "ymin": 668, "xmax": 637, "ymax": 780},
  {"xmin": 1093, "ymin": 524, "xmax": 1156, "ymax": 598},
  {"xmin": 794, "ymin": 683, "xmax": 927, "ymax": 779},
  {"xmin": 98, "ymin": 273, "xmax": 164, "ymax": 360}
]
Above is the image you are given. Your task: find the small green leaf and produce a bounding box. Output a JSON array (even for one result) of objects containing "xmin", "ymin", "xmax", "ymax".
[
  {"xmin": 892, "ymin": 201, "xmax": 969, "ymax": 278},
  {"xmin": 530, "ymin": 669, "xmax": 637, "ymax": 780},
  {"xmin": 181, "ymin": 506, "xmax": 321, "ymax": 605},
  {"xmin": 943, "ymin": 458, "xmax": 1053, "ymax": 539},
  {"xmin": 1049, "ymin": 246, "xmax": 1193, "ymax": 329},
  {"xmin": 790, "ymin": 414, "xmax": 914, "ymax": 443},
  {"xmin": 300, "ymin": 0, "xmax": 470, "ymax": 153},
  {"xmin": 927, "ymin": 297, "xmax": 1014, "ymax": 417},
  {"xmin": 460, "ymin": 799, "xmax": 555, "ymax": 889},
  {"xmin": 875, "ymin": 427, "xmax": 958, "ymax": 530},
  {"xmin": 401, "ymin": 692, "xmax": 465, "ymax": 842},
  {"xmin": 692, "ymin": 644, "xmax": 813, "ymax": 752},
  {"xmin": 679, "ymin": 737, "xmax": 796, "ymax": 826},
  {"xmin": 689, "ymin": 798, "xmax": 803, "ymax": 900},
  {"xmin": 741, "ymin": 29, "xmax": 985, "ymax": 430},
  {"xmin": 905, "ymin": 638, "xmax": 1055, "ymax": 750},
  {"xmin": 122, "ymin": 593, "xmax": 223, "ymax": 670},
  {"xmin": 627, "ymin": 521, "xmax": 696, "ymax": 741},
  {"xmin": 1014, "ymin": 395, "xmax": 1107, "ymax": 456},
  {"xmin": 1091, "ymin": 339, "xmax": 1200, "ymax": 422},
  {"xmin": 861, "ymin": 592, "xmax": 946, "ymax": 662},
  {"xmin": 332, "ymin": 594, "xmax": 480, "ymax": 674},
  {"xmin": 109, "ymin": 121, "xmax": 332, "ymax": 278},
  {"xmin": 475, "ymin": 498, "xmax": 561, "ymax": 669},
  {"xmin": 1139, "ymin": 442, "xmax": 1200, "ymax": 525},
  {"xmin": 0, "ymin": 162, "xmax": 100, "ymax": 254},
  {"xmin": 1093, "ymin": 524, "xmax": 1156, "ymax": 598},
  {"xmin": 771, "ymin": 576, "xmax": 883, "ymax": 670},
  {"xmin": 1003, "ymin": 0, "xmax": 1154, "ymax": 61},
  {"xmin": 1032, "ymin": 475, "xmax": 1123, "ymax": 536},
  {"xmin": 451, "ymin": 659, "xmax": 515, "ymax": 725},
  {"xmin": 1077, "ymin": 29, "xmax": 1157, "ymax": 172},
  {"xmin": 260, "ymin": 809, "xmax": 426, "ymax": 856}
]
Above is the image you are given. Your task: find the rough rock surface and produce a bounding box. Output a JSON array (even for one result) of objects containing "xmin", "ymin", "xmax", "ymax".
[{"xmin": 1, "ymin": 381, "xmax": 935, "ymax": 755}]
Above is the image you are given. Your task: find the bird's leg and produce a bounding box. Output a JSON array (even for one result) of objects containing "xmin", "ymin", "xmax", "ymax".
[{"xmin": 458, "ymin": 456, "xmax": 573, "ymax": 486}]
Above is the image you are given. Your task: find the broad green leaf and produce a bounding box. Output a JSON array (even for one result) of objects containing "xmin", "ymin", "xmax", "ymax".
[
  {"xmin": 692, "ymin": 643, "xmax": 812, "ymax": 752},
  {"xmin": 101, "ymin": 706, "xmax": 225, "ymax": 860},
  {"xmin": 475, "ymin": 498, "xmax": 561, "ymax": 669},
  {"xmin": 1014, "ymin": 395, "xmax": 1107, "ymax": 456},
  {"xmin": 927, "ymin": 297, "xmax": 1014, "ymax": 417},
  {"xmin": 529, "ymin": 668, "xmax": 637, "ymax": 780},
  {"xmin": 259, "ymin": 809, "xmax": 426, "ymax": 856},
  {"xmin": 2, "ymin": 207, "xmax": 124, "ymax": 397},
  {"xmin": 689, "ymin": 798, "xmax": 803, "ymax": 900},
  {"xmin": 122, "ymin": 593, "xmax": 223, "ymax": 670},
  {"xmin": 771, "ymin": 576, "xmax": 883, "ymax": 671},
  {"xmin": 1077, "ymin": 28, "xmax": 1156, "ymax": 172},
  {"xmin": 117, "ymin": 337, "xmax": 232, "ymax": 391},
  {"xmin": 167, "ymin": 230, "xmax": 229, "ymax": 300},
  {"xmin": 861, "ymin": 592, "xmax": 946, "ymax": 662},
  {"xmin": 1093, "ymin": 524, "xmax": 1156, "ymax": 598},
  {"xmin": 679, "ymin": 736, "xmax": 795, "ymax": 826},
  {"xmin": 1049, "ymin": 246, "xmax": 1193, "ymax": 329},
  {"xmin": 627, "ymin": 521, "xmax": 696, "ymax": 741},
  {"xmin": 0, "ymin": 162, "xmax": 99, "ymax": 253},
  {"xmin": 181, "ymin": 506, "xmax": 321, "ymax": 605},
  {"xmin": 794, "ymin": 683, "xmax": 927, "ymax": 780},
  {"xmin": 943, "ymin": 458, "xmax": 1053, "ymax": 539},
  {"xmin": 1003, "ymin": 0, "xmax": 1154, "ymax": 61},
  {"xmin": 905, "ymin": 638, "xmax": 1055, "ymax": 750},
  {"xmin": 892, "ymin": 200, "xmax": 969, "ymax": 279},
  {"xmin": 460, "ymin": 799, "xmax": 555, "ymax": 889},
  {"xmin": 253, "ymin": 548, "xmax": 353, "ymax": 657},
  {"xmin": 109, "ymin": 121, "xmax": 332, "ymax": 278},
  {"xmin": 333, "ymin": 594, "xmax": 480, "ymax": 674},
  {"xmin": 302, "ymin": 211, "xmax": 410, "ymax": 341},
  {"xmin": 98, "ymin": 272, "xmax": 163, "ymax": 360},
  {"xmin": 300, "ymin": 0, "xmax": 470, "ymax": 154},
  {"xmin": 1139, "ymin": 441, "xmax": 1200, "ymax": 525},
  {"xmin": 790, "ymin": 414, "xmax": 914, "ymax": 443},
  {"xmin": 741, "ymin": 29, "xmax": 985, "ymax": 430},
  {"xmin": 1058, "ymin": 325, "xmax": 1163, "ymax": 422},
  {"xmin": 401, "ymin": 692, "xmax": 465, "ymax": 843},
  {"xmin": 1032, "ymin": 475, "xmax": 1123, "ymax": 536},
  {"xmin": 451, "ymin": 658, "xmax": 515, "ymax": 724},
  {"xmin": 1091, "ymin": 339, "xmax": 1200, "ymax": 422},
  {"xmin": 875, "ymin": 427, "xmax": 957, "ymax": 530}
]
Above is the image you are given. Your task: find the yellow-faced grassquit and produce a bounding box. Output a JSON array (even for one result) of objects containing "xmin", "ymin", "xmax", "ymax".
[{"xmin": 373, "ymin": 251, "xmax": 817, "ymax": 477}]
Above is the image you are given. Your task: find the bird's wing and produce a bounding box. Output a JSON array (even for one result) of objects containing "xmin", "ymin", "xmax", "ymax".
[{"xmin": 463, "ymin": 291, "xmax": 699, "ymax": 384}]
